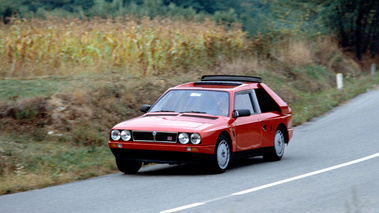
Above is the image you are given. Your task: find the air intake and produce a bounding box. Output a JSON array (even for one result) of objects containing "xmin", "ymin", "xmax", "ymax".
[{"xmin": 201, "ymin": 75, "xmax": 262, "ymax": 83}]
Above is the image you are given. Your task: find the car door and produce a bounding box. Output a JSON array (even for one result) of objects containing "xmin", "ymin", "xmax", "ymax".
[{"xmin": 233, "ymin": 90, "xmax": 262, "ymax": 151}]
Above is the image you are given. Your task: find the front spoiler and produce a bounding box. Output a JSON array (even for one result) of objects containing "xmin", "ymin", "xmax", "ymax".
[{"xmin": 110, "ymin": 148, "xmax": 213, "ymax": 164}]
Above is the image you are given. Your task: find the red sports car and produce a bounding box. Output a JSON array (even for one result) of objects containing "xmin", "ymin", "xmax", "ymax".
[{"xmin": 109, "ymin": 75, "xmax": 293, "ymax": 174}]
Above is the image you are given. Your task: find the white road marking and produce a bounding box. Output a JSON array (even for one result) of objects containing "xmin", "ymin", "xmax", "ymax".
[
  {"xmin": 160, "ymin": 203, "xmax": 205, "ymax": 213},
  {"xmin": 233, "ymin": 152, "xmax": 379, "ymax": 195},
  {"xmin": 160, "ymin": 152, "xmax": 379, "ymax": 213}
]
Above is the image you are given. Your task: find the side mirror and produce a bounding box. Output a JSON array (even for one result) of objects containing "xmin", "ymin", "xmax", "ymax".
[
  {"xmin": 140, "ymin": 105, "xmax": 151, "ymax": 113},
  {"xmin": 233, "ymin": 109, "xmax": 251, "ymax": 118}
]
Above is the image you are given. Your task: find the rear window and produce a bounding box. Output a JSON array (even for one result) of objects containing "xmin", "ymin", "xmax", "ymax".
[{"xmin": 255, "ymin": 88, "xmax": 280, "ymax": 113}]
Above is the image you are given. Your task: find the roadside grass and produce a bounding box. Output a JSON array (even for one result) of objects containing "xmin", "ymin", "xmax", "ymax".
[
  {"xmin": 0, "ymin": 77, "xmax": 69, "ymax": 101},
  {"xmin": 0, "ymin": 136, "xmax": 116, "ymax": 194},
  {"xmin": 291, "ymin": 73, "xmax": 379, "ymax": 125}
]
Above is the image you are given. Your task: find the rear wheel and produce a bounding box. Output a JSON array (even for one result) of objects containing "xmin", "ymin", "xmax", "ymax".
[
  {"xmin": 116, "ymin": 159, "xmax": 142, "ymax": 174},
  {"xmin": 263, "ymin": 129, "xmax": 286, "ymax": 161},
  {"xmin": 209, "ymin": 135, "xmax": 231, "ymax": 173}
]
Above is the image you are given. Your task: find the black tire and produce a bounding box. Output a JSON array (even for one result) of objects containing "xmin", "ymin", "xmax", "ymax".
[
  {"xmin": 116, "ymin": 159, "xmax": 142, "ymax": 174},
  {"xmin": 263, "ymin": 129, "xmax": 286, "ymax": 161},
  {"xmin": 209, "ymin": 135, "xmax": 231, "ymax": 174}
]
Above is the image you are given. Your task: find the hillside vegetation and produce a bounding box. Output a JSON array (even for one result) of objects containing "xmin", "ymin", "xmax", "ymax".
[
  {"xmin": 1, "ymin": 17, "xmax": 245, "ymax": 77},
  {"xmin": 1, "ymin": 2, "xmax": 378, "ymax": 194}
]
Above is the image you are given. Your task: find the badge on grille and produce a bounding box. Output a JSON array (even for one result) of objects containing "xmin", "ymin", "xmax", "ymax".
[
  {"xmin": 152, "ymin": 131, "xmax": 157, "ymax": 136},
  {"xmin": 167, "ymin": 136, "xmax": 173, "ymax": 141}
]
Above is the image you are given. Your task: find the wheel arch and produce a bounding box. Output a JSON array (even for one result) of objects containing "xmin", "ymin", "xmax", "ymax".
[
  {"xmin": 219, "ymin": 130, "xmax": 233, "ymax": 150},
  {"xmin": 277, "ymin": 123, "xmax": 289, "ymax": 144}
]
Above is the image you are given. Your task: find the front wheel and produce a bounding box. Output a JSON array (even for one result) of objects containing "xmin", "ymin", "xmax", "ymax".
[
  {"xmin": 209, "ymin": 135, "xmax": 231, "ymax": 173},
  {"xmin": 263, "ymin": 129, "xmax": 286, "ymax": 161},
  {"xmin": 116, "ymin": 159, "xmax": 142, "ymax": 174}
]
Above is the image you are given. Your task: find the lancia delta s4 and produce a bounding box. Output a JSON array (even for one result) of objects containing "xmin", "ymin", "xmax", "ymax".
[{"xmin": 109, "ymin": 75, "xmax": 293, "ymax": 174}]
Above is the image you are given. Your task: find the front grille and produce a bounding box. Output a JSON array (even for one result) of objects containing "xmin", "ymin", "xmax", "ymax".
[
  {"xmin": 132, "ymin": 131, "xmax": 178, "ymax": 143},
  {"xmin": 133, "ymin": 131, "xmax": 154, "ymax": 141}
]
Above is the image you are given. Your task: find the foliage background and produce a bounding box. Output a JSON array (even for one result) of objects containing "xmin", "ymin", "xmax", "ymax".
[{"xmin": 2, "ymin": 0, "xmax": 379, "ymax": 59}]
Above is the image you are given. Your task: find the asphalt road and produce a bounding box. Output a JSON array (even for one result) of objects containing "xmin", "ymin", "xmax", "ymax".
[{"xmin": 1, "ymin": 87, "xmax": 378, "ymax": 213}]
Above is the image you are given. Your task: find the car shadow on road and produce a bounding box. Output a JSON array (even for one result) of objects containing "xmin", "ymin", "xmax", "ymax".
[{"xmin": 132, "ymin": 157, "xmax": 268, "ymax": 176}]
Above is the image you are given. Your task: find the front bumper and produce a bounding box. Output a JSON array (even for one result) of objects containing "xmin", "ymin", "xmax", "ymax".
[
  {"xmin": 110, "ymin": 148, "xmax": 213, "ymax": 164},
  {"xmin": 109, "ymin": 141, "xmax": 215, "ymax": 164}
]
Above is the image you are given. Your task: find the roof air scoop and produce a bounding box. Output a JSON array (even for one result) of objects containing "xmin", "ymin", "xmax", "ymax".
[{"xmin": 201, "ymin": 75, "xmax": 262, "ymax": 83}]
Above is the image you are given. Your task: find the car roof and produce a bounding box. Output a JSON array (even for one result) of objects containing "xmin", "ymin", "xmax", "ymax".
[{"xmin": 172, "ymin": 75, "xmax": 261, "ymax": 92}]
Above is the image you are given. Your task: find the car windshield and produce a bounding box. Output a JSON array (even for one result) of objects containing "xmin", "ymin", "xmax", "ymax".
[{"xmin": 150, "ymin": 90, "xmax": 230, "ymax": 116}]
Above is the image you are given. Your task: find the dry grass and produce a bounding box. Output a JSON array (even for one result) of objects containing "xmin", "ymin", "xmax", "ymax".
[
  {"xmin": 213, "ymin": 55, "xmax": 262, "ymax": 76},
  {"xmin": 270, "ymin": 39, "xmax": 312, "ymax": 68},
  {"xmin": 1, "ymin": 17, "xmax": 361, "ymax": 79},
  {"xmin": 0, "ymin": 17, "xmax": 248, "ymax": 77},
  {"xmin": 316, "ymin": 37, "xmax": 340, "ymax": 62}
]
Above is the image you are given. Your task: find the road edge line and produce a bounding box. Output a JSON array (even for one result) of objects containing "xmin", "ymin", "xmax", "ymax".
[{"xmin": 232, "ymin": 152, "xmax": 379, "ymax": 195}]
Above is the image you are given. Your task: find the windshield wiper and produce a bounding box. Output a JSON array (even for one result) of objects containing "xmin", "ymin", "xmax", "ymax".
[{"xmin": 180, "ymin": 111, "xmax": 207, "ymax": 114}]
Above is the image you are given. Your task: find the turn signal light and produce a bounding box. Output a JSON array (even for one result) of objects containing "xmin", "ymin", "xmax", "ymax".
[
  {"xmin": 110, "ymin": 143, "xmax": 123, "ymax": 148},
  {"xmin": 186, "ymin": 147, "xmax": 199, "ymax": 152}
]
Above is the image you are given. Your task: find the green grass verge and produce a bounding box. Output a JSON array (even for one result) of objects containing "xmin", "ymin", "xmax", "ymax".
[
  {"xmin": 291, "ymin": 74, "xmax": 379, "ymax": 125},
  {"xmin": 0, "ymin": 77, "xmax": 69, "ymax": 102},
  {"xmin": 0, "ymin": 136, "xmax": 116, "ymax": 194}
]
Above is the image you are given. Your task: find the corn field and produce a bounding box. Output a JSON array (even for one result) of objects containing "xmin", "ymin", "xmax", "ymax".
[{"xmin": 0, "ymin": 17, "xmax": 249, "ymax": 77}]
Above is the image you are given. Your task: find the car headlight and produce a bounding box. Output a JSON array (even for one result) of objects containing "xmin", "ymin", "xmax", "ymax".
[
  {"xmin": 178, "ymin": 133, "xmax": 189, "ymax": 144},
  {"xmin": 121, "ymin": 130, "xmax": 131, "ymax": 141},
  {"xmin": 111, "ymin": 130, "xmax": 121, "ymax": 141},
  {"xmin": 190, "ymin": 133, "xmax": 201, "ymax": 144}
]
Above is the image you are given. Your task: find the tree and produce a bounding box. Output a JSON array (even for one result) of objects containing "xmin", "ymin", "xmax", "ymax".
[
  {"xmin": 323, "ymin": 0, "xmax": 379, "ymax": 59},
  {"xmin": 264, "ymin": 0, "xmax": 379, "ymax": 59}
]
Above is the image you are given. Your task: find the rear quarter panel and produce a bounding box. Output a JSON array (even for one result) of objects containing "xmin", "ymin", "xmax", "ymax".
[
  {"xmin": 259, "ymin": 112, "xmax": 292, "ymax": 147},
  {"xmin": 258, "ymin": 83, "xmax": 293, "ymax": 145}
]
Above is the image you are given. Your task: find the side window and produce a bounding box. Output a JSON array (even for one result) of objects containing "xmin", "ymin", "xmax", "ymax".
[
  {"xmin": 234, "ymin": 92, "xmax": 254, "ymax": 114},
  {"xmin": 255, "ymin": 88, "xmax": 280, "ymax": 113}
]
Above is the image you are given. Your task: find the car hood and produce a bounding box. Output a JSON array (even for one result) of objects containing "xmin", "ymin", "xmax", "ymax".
[{"xmin": 113, "ymin": 113, "xmax": 227, "ymax": 132}]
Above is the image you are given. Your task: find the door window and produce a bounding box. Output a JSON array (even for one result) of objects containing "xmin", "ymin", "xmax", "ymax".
[{"xmin": 234, "ymin": 92, "xmax": 254, "ymax": 114}]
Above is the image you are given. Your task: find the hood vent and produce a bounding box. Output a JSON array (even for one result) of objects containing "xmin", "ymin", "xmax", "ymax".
[
  {"xmin": 144, "ymin": 114, "xmax": 178, "ymax": 117},
  {"xmin": 180, "ymin": 114, "xmax": 218, "ymax": 120}
]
